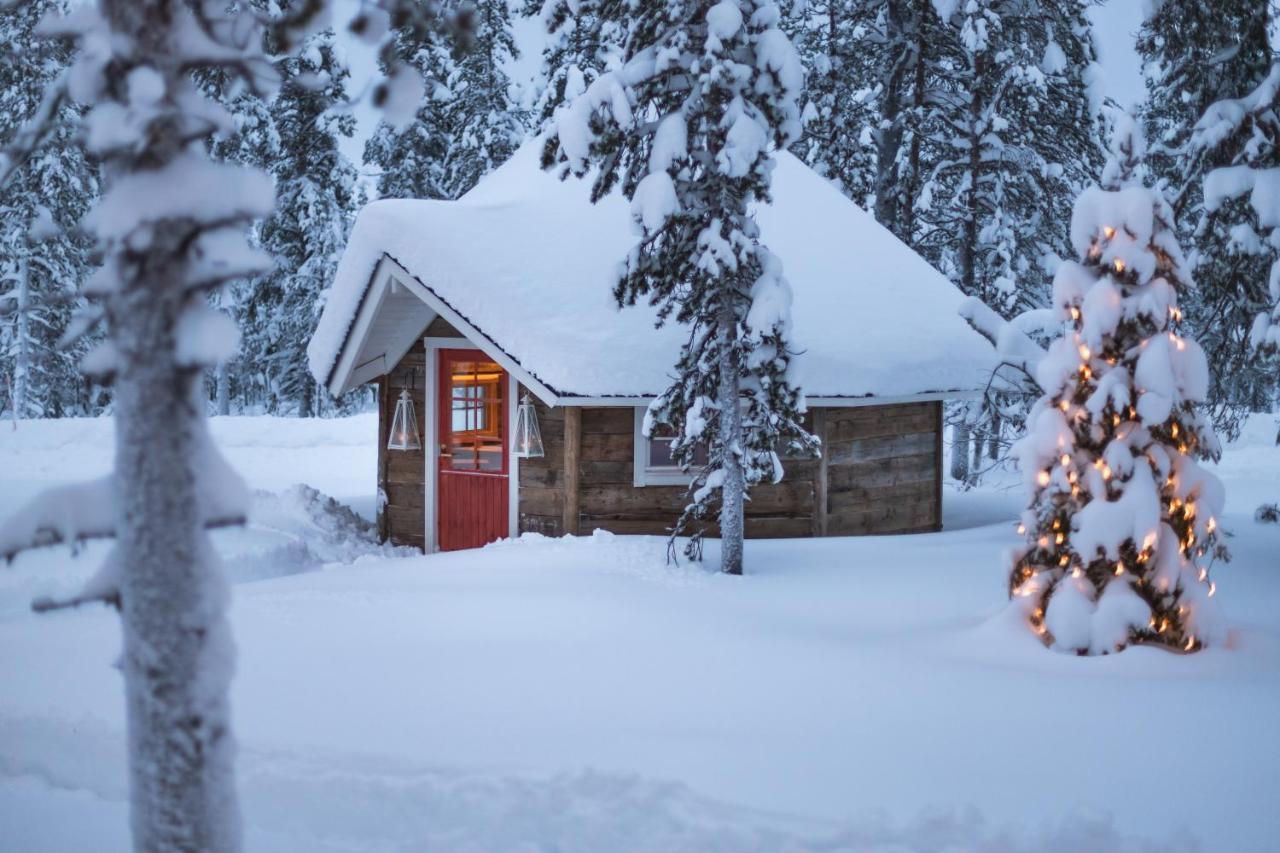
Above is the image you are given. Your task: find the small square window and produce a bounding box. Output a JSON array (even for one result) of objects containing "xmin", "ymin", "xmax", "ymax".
[{"xmin": 633, "ymin": 409, "xmax": 707, "ymax": 487}]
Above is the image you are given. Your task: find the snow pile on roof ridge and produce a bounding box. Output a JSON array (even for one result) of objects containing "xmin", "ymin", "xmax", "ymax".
[{"xmin": 308, "ymin": 139, "xmax": 994, "ymax": 399}]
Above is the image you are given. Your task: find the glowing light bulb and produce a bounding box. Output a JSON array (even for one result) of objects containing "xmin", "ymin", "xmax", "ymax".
[
  {"xmin": 1060, "ymin": 453, "xmax": 1071, "ymax": 467},
  {"xmin": 1079, "ymin": 344, "xmax": 1091, "ymax": 360},
  {"xmin": 1115, "ymin": 562, "xmax": 1125, "ymax": 576},
  {"xmin": 1016, "ymin": 523, "xmax": 1026, "ymax": 535},
  {"xmin": 1055, "ymin": 533, "xmax": 1065, "ymax": 545},
  {"xmin": 1038, "ymin": 536, "xmax": 1050, "ymax": 548},
  {"xmin": 1171, "ymin": 423, "xmax": 1179, "ymax": 438},
  {"xmin": 1185, "ymin": 636, "xmax": 1195, "ymax": 651},
  {"xmin": 1207, "ymin": 517, "xmax": 1216, "ymax": 533},
  {"xmin": 1114, "ymin": 258, "xmax": 1126, "ymax": 274},
  {"xmin": 1070, "ymin": 306, "xmax": 1081, "ymax": 321},
  {"xmin": 1037, "ymin": 470, "xmax": 1051, "ymax": 487},
  {"xmin": 1208, "ymin": 581, "xmax": 1217, "ymax": 597}
]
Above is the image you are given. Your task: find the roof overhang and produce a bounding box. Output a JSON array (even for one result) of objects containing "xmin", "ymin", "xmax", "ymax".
[
  {"xmin": 326, "ymin": 255, "xmax": 560, "ymax": 405},
  {"xmin": 327, "ymin": 255, "xmax": 985, "ymax": 410}
]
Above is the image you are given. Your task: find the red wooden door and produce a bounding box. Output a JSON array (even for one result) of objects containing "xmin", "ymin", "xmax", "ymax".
[{"xmin": 437, "ymin": 350, "xmax": 509, "ymax": 551}]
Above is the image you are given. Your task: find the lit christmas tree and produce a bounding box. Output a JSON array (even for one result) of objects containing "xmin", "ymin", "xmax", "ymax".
[{"xmin": 1007, "ymin": 115, "xmax": 1229, "ymax": 654}]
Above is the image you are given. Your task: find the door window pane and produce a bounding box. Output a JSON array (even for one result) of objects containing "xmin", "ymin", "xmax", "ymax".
[{"xmin": 445, "ymin": 359, "xmax": 504, "ymax": 471}]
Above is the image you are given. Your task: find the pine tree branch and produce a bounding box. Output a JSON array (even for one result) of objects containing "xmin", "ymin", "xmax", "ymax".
[
  {"xmin": 31, "ymin": 587, "xmax": 121, "ymax": 613},
  {"xmin": 2, "ymin": 514, "xmax": 246, "ymax": 564}
]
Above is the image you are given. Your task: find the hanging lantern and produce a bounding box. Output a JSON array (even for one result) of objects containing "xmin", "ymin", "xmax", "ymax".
[
  {"xmin": 513, "ymin": 393, "xmax": 544, "ymax": 458},
  {"xmin": 387, "ymin": 389, "xmax": 422, "ymax": 451}
]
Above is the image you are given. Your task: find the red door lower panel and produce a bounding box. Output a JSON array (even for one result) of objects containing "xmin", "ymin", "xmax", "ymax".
[
  {"xmin": 437, "ymin": 349, "xmax": 509, "ymax": 551},
  {"xmin": 438, "ymin": 471, "xmax": 508, "ymax": 551}
]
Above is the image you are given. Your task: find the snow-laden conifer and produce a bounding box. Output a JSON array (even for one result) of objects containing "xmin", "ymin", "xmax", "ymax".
[
  {"xmin": 251, "ymin": 30, "xmax": 359, "ymax": 415},
  {"xmin": 1138, "ymin": 0, "xmax": 1273, "ymax": 436},
  {"xmin": 1007, "ymin": 116, "xmax": 1228, "ymax": 655},
  {"xmin": 543, "ymin": 0, "xmax": 818, "ymax": 574},
  {"xmin": 786, "ymin": 0, "xmax": 877, "ymax": 209},
  {"xmin": 0, "ymin": 0, "xmax": 99, "ymax": 418}
]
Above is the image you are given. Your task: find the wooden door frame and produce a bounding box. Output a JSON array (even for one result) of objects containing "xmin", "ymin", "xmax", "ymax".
[{"xmin": 423, "ymin": 335, "xmax": 520, "ymax": 552}]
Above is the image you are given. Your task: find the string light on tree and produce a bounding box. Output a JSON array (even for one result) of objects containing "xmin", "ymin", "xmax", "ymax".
[{"xmin": 1004, "ymin": 114, "xmax": 1230, "ymax": 655}]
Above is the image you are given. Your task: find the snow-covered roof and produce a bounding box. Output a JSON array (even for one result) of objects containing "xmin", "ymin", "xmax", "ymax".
[{"xmin": 309, "ymin": 140, "xmax": 994, "ymax": 403}]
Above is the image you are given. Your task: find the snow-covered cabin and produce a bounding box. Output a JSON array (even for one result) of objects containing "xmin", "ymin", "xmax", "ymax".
[{"xmin": 308, "ymin": 141, "xmax": 993, "ymax": 552}]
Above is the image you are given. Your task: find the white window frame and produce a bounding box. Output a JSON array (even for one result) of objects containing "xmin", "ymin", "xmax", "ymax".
[{"xmin": 632, "ymin": 407, "xmax": 698, "ymax": 487}]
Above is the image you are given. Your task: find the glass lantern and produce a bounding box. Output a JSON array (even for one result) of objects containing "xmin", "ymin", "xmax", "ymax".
[
  {"xmin": 512, "ymin": 393, "xmax": 544, "ymax": 458},
  {"xmin": 387, "ymin": 389, "xmax": 422, "ymax": 451}
]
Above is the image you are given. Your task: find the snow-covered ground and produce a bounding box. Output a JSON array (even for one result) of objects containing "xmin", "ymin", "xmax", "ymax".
[{"xmin": 1, "ymin": 413, "xmax": 1277, "ymax": 851}]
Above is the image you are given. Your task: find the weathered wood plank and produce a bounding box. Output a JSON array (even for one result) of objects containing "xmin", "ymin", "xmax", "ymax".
[
  {"xmin": 825, "ymin": 403, "xmax": 937, "ymax": 442},
  {"xmin": 827, "ymin": 479, "xmax": 935, "ymax": 514},
  {"xmin": 826, "ymin": 452, "xmax": 936, "ymax": 492},
  {"xmin": 582, "ymin": 407, "xmax": 634, "ymax": 435},
  {"xmin": 581, "ymin": 432, "xmax": 633, "ymax": 460},
  {"xmin": 424, "ymin": 316, "xmax": 461, "ymax": 337},
  {"xmin": 812, "ymin": 408, "xmax": 828, "ymax": 537},
  {"xmin": 827, "ymin": 499, "xmax": 936, "ymax": 536},
  {"xmin": 563, "ymin": 407, "xmax": 581, "ymax": 535},
  {"xmin": 931, "ymin": 401, "xmax": 943, "ymax": 532},
  {"xmin": 827, "ymin": 431, "xmax": 936, "ymax": 465}
]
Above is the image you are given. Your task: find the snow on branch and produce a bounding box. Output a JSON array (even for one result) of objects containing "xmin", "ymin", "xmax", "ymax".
[
  {"xmin": 958, "ymin": 296, "xmax": 1047, "ymax": 394},
  {"xmin": 1, "ymin": 435, "xmax": 249, "ymax": 563}
]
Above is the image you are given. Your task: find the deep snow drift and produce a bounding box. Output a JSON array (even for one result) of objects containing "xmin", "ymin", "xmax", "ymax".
[{"xmin": 1, "ymin": 413, "xmax": 1278, "ymax": 851}]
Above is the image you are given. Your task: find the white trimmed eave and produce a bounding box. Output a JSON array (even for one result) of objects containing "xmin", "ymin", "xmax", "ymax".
[
  {"xmin": 554, "ymin": 390, "xmax": 982, "ymax": 408},
  {"xmin": 327, "ymin": 257, "xmax": 987, "ymax": 409},
  {"xmin": 327, "ymin": 255, "xmax": 561, "ymax": 406}
]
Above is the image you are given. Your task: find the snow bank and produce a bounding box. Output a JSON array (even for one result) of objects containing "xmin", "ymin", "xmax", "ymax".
[{"xmin": 308, "ymin": 139, "xmax": 994, "ymax": 399}]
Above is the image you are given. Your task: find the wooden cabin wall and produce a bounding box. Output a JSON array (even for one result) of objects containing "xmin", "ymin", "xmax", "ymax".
[
  {"xmin": 823, "ymin": 401, "xmax": 942, "ymax": 535},
  {"xmin": 517, "ymin": 396, "xmax": 817, "ymax": 538},
  {"xmin": 378, "ymin": 338, "xmax": 427, "ymax": 550}
]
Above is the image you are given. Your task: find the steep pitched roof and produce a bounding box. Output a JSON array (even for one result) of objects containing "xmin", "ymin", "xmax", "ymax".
[{"xmin": 309, "ymin": 140, "xmax": 993, "ymax": 403}]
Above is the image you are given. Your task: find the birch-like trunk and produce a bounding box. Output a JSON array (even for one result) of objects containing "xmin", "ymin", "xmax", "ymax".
[
  {"xmin": 950, "ymin": 421, "xmax": 970, "ymax": 483},
  {"xmin": 13, "ymin": 252, "xmax": 30, "ymax": 419},
  {"xmin": 216, "ymin": 362, "xmax": 231, "ymax": 416},
  {"xmin": 717, "ymin": 301, "xmax": 745, "ymax": 576},
  {"xmin": 114, "ymin": 242, "xmax": 239, "ymax": 850},
  {"xmin": 101, "ymin": 1, "xmax": 241, "ymax": 848}
]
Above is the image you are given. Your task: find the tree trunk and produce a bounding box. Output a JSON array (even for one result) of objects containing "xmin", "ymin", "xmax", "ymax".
[
  {"xmin": 13, "ymin": 252, "xmax": 30, "ymax": 419},
  {"xmin": 950, "ymin": 421, "xmax": 970, "ymax": 483},
  {"xmin": 102, "ymin": 1, "xmax": 242, "ymax": 848},
  {"xmin": 873, "ymin": 0, "xmax": 906, "ymax": 237},
  {"xmin": 717, "ymin": 300, "xmax": 745, "ymax": 576},
  {"xmin": 299, "ymin": 376, "xmax": 314, "ymax": 418},
  {"xmin": 988, "ymin": 410, "xmax": 1001, "ymax": 460},
  {"xmin": 113, "ymin": 224, "xmax": 240, "ymax": 853},
  {"xmin": 970, "ymin": 425, "xmax": 983, "ymax": 481},
  {"xmin": 216, "ymin": 362, "xmax": 230, "ymax": 416}
]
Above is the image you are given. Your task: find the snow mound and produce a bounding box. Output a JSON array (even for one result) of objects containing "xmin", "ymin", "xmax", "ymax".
[
  {"xmin": 222, "ymin": 485, "xmax": 412, "ymax": 583},
  {"xmin": 485, "ymin": 529, "xmax": 714, "ymax": 588}
]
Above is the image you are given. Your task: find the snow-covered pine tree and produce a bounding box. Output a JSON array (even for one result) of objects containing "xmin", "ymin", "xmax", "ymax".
[
  {"xmin": 785, "ymin": 0, "xmax": 877, "ymax": 208},
  {"xmin": 1007, "ymin": 115, "xmax": 1228, "ymax": 655},
  {"xmin": 863, "ymin": 0, "xmax": 955, "ymax": 246},
  {"xmin": 544, "ymin": 0, "xmax": 818, "ymax": 574},
  {"xmin": 0, "ymin": 0, "xmax": 99, "ymax": 418},
  {"xmin": 250, "ymin": 30, "xmax": 359, "ymax": 415},
  {"xmin": 1190, "ymin": 60, "xmax": 1280, "ymax": 513},
  {"xmin": 437, "ymin": 0, "xmax": 528, "ymax": 197},
  {"xmin": 1138, "ymin": 0, "xmax": 1274, "ymax": 437},
  {"xmin": 363, "ymin": 16, "xmax": 453, "ymax": 200},
  {"xmin": 526, "ymin": 0, "xmax": 620, "ymax": 130},
  {"xmin": 918, "ymin": 0, "xmax": 1100, "ymax": 480}
]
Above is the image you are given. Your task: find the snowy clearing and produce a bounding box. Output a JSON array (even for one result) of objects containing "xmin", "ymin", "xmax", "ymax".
[{"xmin": 1, "ymin": 414, "xmax": 1278, "ymax": 851}]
